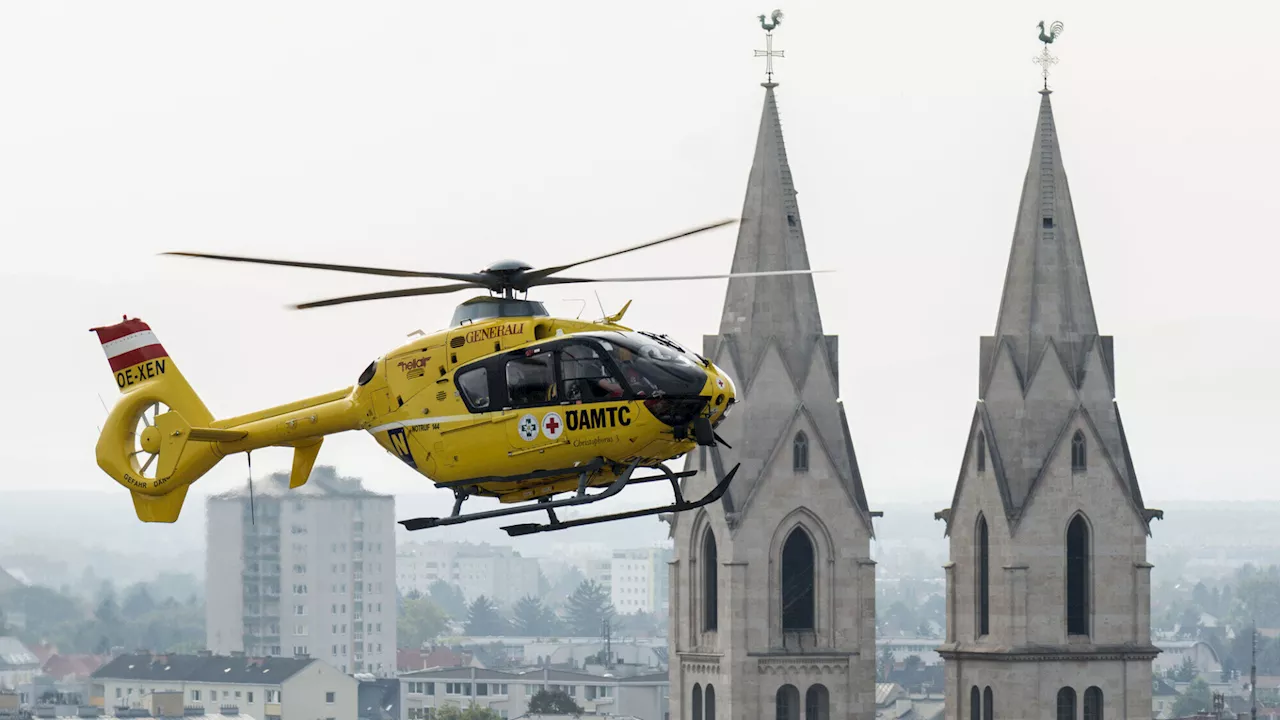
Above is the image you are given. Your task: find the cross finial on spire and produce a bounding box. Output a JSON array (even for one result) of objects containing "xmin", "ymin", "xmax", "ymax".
[
  {"xmin": 754, "ymin": 9, "xmax": 785, "ymax": 86},
  {"xmin": 1033, "ymin": 20, "xmax": 1065, "ymax": 90}
]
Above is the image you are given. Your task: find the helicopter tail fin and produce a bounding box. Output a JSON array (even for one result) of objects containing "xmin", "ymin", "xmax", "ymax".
[{"xmin": 90, "ymin": 316, "xmax": 225, "ymax": 523}]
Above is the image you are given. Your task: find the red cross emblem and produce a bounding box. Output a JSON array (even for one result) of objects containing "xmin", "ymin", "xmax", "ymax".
[{"xmin": 542, "ymin": 412, "xmax": 564, "ymax": 439}]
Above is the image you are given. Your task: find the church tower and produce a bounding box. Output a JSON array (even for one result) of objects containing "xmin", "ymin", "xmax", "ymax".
[
  {"xmin": 667, "ymin": 32, "xmax": 879, "ymax": 720},
  {"xmin": 934, "ymin": 84, "xmax": 1164, "ymax": 718}
]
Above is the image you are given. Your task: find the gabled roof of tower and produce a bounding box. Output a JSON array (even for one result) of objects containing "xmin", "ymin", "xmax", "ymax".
[
  {"xmin": 990, "ymin": 89, "xmax": 1099, "ymax": 385},
  {"xmin": 717, "ymin": 82, "xmax": 824, "ymax": 385},
  {"xmin": 699, "ymin": 82, "xmax": 873, "ymax": 534}
]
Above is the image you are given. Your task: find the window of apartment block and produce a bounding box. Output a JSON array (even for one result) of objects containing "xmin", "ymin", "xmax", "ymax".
[{"xmin": 326, "ymin": 692, "xmax": 335, "ymax": 703}]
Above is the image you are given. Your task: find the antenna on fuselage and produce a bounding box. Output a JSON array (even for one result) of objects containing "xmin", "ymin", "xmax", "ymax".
[{"xmin": 593, "ymin": 290, "xmax": 606, "ymax": 320}]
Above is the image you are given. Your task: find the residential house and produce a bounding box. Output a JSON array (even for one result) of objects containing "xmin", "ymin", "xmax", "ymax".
[
  {"xmin": 401, "ymin": 666, "xmax": 668, "ymax": 720},
  {"xmin": 91, "ymin": 651, "xmax": 357, "ymax": 720},
  {"xmin": 0, "ymin": 637, "xmax": 39, "ymax": 697}
]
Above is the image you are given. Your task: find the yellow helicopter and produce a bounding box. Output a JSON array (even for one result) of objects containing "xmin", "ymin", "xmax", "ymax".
[{"xmin": 91, "ymin": 218, "xmax": 826, "ymax": 536}]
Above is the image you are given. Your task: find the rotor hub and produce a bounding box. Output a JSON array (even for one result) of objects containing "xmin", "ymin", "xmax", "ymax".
[
  {"xmin": 481, "ymin": 259, "xmax": 533, "ymax": 275},
  {"xmin": 140, "ymin": 425, "xmax": 162, "ymax": 454}
]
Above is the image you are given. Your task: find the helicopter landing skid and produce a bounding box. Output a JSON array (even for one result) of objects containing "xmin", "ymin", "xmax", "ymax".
[{"xmin": 397, "ymin": 458, "xmax": 739, "ymax": 537}]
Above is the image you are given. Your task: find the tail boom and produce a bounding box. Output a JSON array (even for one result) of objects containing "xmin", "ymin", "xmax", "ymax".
[{"xmin": 91, "ymin": 316, "xmax": 363, "ymax": 523}]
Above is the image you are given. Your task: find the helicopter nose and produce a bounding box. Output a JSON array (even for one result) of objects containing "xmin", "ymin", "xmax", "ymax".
[{"xmin": 709, "ymin": 369, "xmax": 736, "ymax": 421}]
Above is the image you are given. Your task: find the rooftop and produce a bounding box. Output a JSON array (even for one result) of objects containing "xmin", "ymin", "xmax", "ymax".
[
  {"xmin": 208, "ymin": 465, "xmax": 392, "ymax": 501},
  {"xmin": 398, "ymin": 666, "xmax": 667, "ymax": 685},
  {"xmin": 0, "ymin": 638, "xmax": 39, "ymax": 670},
  {"xmin": 92, "ymin": 653, "xmax": 314, "ymax": 685}
]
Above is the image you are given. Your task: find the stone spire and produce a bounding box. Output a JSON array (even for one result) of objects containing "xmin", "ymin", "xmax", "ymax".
[
  {"xmin": 698, "ymin": 80, "xmax": 871, "ymax": 531},
  {"xmin": 974, "ymin": 89, "xmax": 1151, "ymax": 524},
  {"xmin": 989, "ymin": 89, "xmax": 1099, "ymax": 386},
  {"xmin": 716, "ymin": 82, "xmax": 825, "ymax": 386}
]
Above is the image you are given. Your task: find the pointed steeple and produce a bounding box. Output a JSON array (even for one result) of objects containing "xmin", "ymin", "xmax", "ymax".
[
  {"xmin": 716, "ymin": 82, "xmax": 825, "ymax": 385},
  {"xmin": 967, "ymin": 88, "xmax": 1152, "ymax": 528},
  {"xmin": 696, "ymin": 76, "xmax": 872, "ymax": 533},
  {"xmin": 990, "ymin": 89, "xmax": 1099, "ymax": 386}
]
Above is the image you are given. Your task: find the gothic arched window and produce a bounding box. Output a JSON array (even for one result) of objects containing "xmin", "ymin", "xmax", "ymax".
[
  {"xmin": 705, "ymin": 685, "xmax": 716, "ymax": 720},
  {"xmin": 1067, "ymin": 514, "xmax": 1090, "ymax": 635},
  {"xmin": 692, "ymin": 684, "xmax": 703, "ymax": 720},
  {"xmin": 983, "ymin": 686, "xmax": 993, "ymax": 720},
  {"xmin": 970, "ymin": 687, "xmax": 980, "ymax": 720},
  {"xmin": 805, "ymin": 685, "xmax": 829, "ymax": 720},
  {"xmin": 1083, "ymin": 686, "xmax": 1102, "ymax": 720},
  {"xmin": 702, "ymin": 528, "xmax": 718, "ymax": 632},
  {"xmin": 1071, "ymin": 430, "xmax": 1087, "ymax": 472},
  {"xmin": 775, "ymin": 685, "xmax": 800, "ymax": 720},
  {"xmin": 976, "ymin": 431, "xmax": 986, "ymax": 473},
  {"xmin": 1056, "ymin": 687, "xmax": 1076, "ymax": 720},
  {"xmin": 793, "ymin": 432, "xmax": 809, "ymax": 472},
  {"xmin": 781, "ymin": 527, "xmax": 816, "ymax": 631},
  {"xmin": 976, "ymin": 513, "xmax": 990, "ymax": 637}
]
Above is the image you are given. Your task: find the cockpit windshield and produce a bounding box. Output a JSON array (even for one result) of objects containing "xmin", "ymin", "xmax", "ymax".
[{"xmin": 595, "ymin": 332, "xmax": 707, "ymax": 397}]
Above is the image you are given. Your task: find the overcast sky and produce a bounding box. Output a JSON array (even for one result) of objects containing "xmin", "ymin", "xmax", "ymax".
[{"xmin": 2, "ymin": 1, "xmax": 1276, "ymax": 527}]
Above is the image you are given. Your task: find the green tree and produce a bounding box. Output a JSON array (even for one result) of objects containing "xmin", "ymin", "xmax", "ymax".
[
  {"xmin": 1177, "ymin": 606, "xmax": 1201, "ymax": 639},
  {"xmin": 903, "ymin": 655, "xmax": 923, "ymax": 673},
  {"xmin": 1175, "ymin": 655, "xmax": 1198, "ymax": 682},
  {"xmin": 561, "ymin": 580, "xmax": 613, "ymax": 636},
  {"xmin": 465, "ymin": 596, "xmax": 508, "ymax": 636},
  {"xmin": 528, "ymin": 688, "xmax": 583, "ymax": 716},
  {"xmin": 399, "ymin": 596, "xmax": 448, "ymax": 649},
  {"xmin": 434, "ymin": 704, "xmax": 503, "ymax": 720},
  {"xmin": 0, "ymin": 586, "xmax": 80, "ymax": 635},
  {"xmin": 429, "ymin": 580, "xmax": 469, "ymax": 619},
  {"xmin": 878, "ymin": 645, "xmax": 896, "ymax": 681},
  {"xmin": 616, "ymin": 610, "xmax": 659, "ymax": 636},
  {"xmin": 544, "ymin": 566, "xmax": 586, "ymax": 606},
  {"xmin": 1172, "ymin": 678, "xmax": 1212, "ymax": 717},
  {"xmin": 514, "ymin": 595, "xmax": 558, "ymax": 636},
  {"xmin": 94, "ymin": 594, "xmax": 119, "ymax": 626},
  {"xmin": 123, "ymin": 584, "xmax": 157, "ymax": 617}
]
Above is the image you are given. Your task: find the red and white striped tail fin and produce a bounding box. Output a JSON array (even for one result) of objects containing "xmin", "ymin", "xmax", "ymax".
[{"xmin": 90, "ymin": 316, "xmax": 172, "ymax": 390}]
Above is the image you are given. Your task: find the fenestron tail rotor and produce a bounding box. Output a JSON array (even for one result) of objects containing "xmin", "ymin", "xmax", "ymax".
[
  {"xmin": 130, "ymin": 400, "xmax": 171, "ymax": 480},
  {"xmin": 161, "ymin": 216, "xmax": 836, "ymax": 310}
]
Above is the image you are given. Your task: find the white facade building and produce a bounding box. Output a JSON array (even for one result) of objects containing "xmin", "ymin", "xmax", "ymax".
[
  {"xmin": 91, "ymin": 651, "xmax": 358, "ymax": 720},
  {"xmin": 206, "ymin": 466, "xmax": 397, "ymax": 676},
  {"xmin": 610, "ymin": 547, "xmax": 672, "ymax": 615},
  {"xmin": 395, "ymin": 541, "xmax": 542, "ymax": 609},
  {"xmin": 401, "ymin": 666, "xmax": 668, "ymax": 720}
]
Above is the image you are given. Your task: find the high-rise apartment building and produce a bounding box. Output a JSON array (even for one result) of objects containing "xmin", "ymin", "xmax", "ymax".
[
  {"xmin": 396, "ymin": 541, "xmax": 542, "ymax": 609},
  {"xmin": 205, "ymin": 466, "xmax": 397, "ymax": 677},
  {"xmin": 610, "ymin": 547, "xmax": 672, "ymax": 616}
]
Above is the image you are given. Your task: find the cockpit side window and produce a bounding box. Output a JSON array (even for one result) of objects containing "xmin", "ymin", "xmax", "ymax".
[
  {"xmin": 456, "ymin": 366, "xmax": 490, "ymax": 411},
  {"xmin": 599, "ymin": 336, "xmax": 704, "ymax": 397},
  {"xmin": 558, "ymin": 343, "xmax": 624, "ymax": 403},
  {"xmin": 505, "ymin": 352, "xmax": 556, "ymax": 408}
]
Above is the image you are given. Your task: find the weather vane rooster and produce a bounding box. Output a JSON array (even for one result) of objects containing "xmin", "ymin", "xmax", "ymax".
[
  {"xmin": 754, "ymin": 9, "xmax": 785, "ymax": 83},
  {"xmin": 1034, "ymin": 20, "xmax": 1065, "ymax": 89},
  {"xmin": 1038, "ymin": 20, "xmax": 1064, "ymax": 44}
]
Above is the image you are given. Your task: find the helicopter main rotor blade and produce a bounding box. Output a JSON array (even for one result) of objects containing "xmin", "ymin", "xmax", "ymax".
[
  {"xmin": 292, "ymin": 282, "xmax": 485, "ymax": 310},
  {"xmin": 522, "ymin": 218, "xmax": 739, "ymax": 286},
  {"xmin": 536, "ymin": 268, "xmax": 835, "ymax": 286},
  {"xmin": 162, "ymin": 251, "xmax": 489, "ymax": 284}
]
